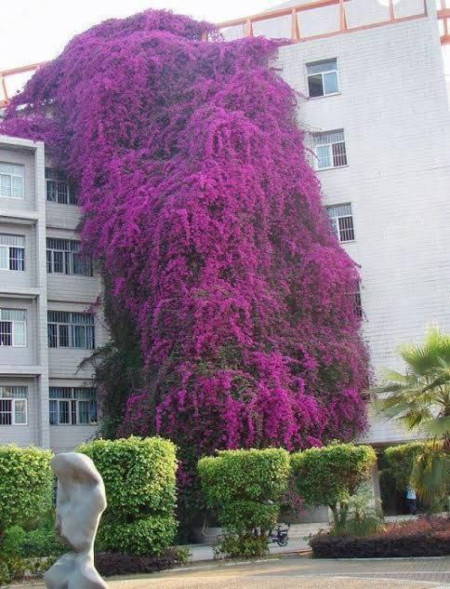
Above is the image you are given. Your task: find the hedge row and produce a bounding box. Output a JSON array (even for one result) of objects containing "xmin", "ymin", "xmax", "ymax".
[{"xmin": 310, "ymin": 518, "xmax": 450, "ymax": 558}]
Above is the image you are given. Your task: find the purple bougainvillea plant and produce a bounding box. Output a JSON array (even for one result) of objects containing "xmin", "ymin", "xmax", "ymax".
[{"xmin": 1, "ymin": 10, "xmax": 369, "ymax": 471}]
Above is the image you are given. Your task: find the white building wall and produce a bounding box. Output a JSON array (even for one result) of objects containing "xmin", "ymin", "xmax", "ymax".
[
  {"xmin": 272, "ymin": 1, "xmax": 450, "ymax": 444},
  {"xmin": 0, "ymin": 134, "xmax": 104, "ymax": 451}
]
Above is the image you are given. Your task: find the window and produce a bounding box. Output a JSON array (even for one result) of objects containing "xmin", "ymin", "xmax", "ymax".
[
  {"xmin": 49, "ymin": 387, "xmax": 97, "ymax": 425},
  {"xmin": 47, "ymin": 311, "xmax": 95, "ymax": 350},
  {"xmin": 0, "ymin": 234, "xmax": 25, "ymax": 271},
  {"xmin": 0, "ymin": 309, "xmax": 26, "ymax": 347},
  {"xmin": 307, "ymin": 59, "xmax": 339, "ymax": 98},
  {"xmin": 46, "ymin": 238, "xmax": 93, "ymax": 277},
  {"xmin": 0, "ymin": 162, "xmax": 24, "ymax": 198},
  {"xmin": 0, "ymin": 386, "xmax": 27, "ymax": 425},
  {"xmin": 45, "ymin": 168, "xmax": 76, "ymax": 205},
  {"xmin": 326, "ymin": 203, "xmax": 355, "ymax": 242},
  {"xmin": 354, "ymin": 283, "xmax": 363, "ymax": 319},
  {"xmin": 314, "ymin": 130, "xmax": 347, "ymax": 170}
]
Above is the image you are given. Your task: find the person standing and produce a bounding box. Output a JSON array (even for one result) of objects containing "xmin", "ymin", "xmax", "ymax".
[{"xmin": 406, "ymin": 485, "xmax": 417, "ymax": 515}]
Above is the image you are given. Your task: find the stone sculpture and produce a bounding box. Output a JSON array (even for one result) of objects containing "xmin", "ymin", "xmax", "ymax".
[{"xmin": 44, "ymin": 452, "xmax": 108, "ymax": 589}]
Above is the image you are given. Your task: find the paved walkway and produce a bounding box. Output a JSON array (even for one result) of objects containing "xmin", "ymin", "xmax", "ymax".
[{"xmin": 21, "ymin": 555, "xmax": 450, "ymax": 588}]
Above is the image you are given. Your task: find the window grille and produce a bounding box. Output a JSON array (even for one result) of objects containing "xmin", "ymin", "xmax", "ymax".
[
  {"xmin": 47, "ymin": 311, "xmax": 95, "ymax": 349},
  {"xmin": 0, "ymin": 162, "xmax": 24, "ymax": 198},
  {"xmin": 307, "ymin": 59, "xmax": 339, "ymax": 98},
  {"xmin": 353, "ymin": 283, "xmax": 363, "ymax": 320},
  {"xmin": 46, "ymin": 238, "xmax": 93, "ymax": 277},
  {"xmin": 326, "ymin": 203, "xmax": 355, "ymax": 242},
  {"xmin": 0, "ymin": 309, "xmax": 26, "ymax": 347},
  {"xmin": 0, "ymin": 386, "xmax": 27, "ymax": 425},
  {"xmin": 0, "ymin": 234, "xmax": 25, "ymax": 271},
  {"xmin": 49, "ymin": 387, "xmax": 97, "ymax": 425},
  {"xmin": 45, "ymin": 168, "xmax": 77, "ymax": 205},
  {"xmin": 314, "ymin": 130, "xmax": 347, "ymax": 170}
]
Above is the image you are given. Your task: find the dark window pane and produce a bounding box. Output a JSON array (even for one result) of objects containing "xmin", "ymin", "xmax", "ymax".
[
  {"xmin": 59, "ymin": 401, "xmax": 70, "ymax": 424},
  {"xmin": 332, "ymin": 142, "xmax": 347, "ymax": 167},
  {"xmin": 0, "ymin": 400, "xmax": 12, "ymax": 425},
  {"xmin": 53, "ymin": 251, "xmax": 64, "ymax": 273},
  {"xmin": 49, "ymin": 400, "xmax": 58, "ymax": 425},
  {"xmin": 308, "ymin": 74, "xmax": 324, "ymax": 97},
  {"xmin": 0, "ymin": 322, "xmax": 12, "ymax": 346},
  {"xmin": 48, "ymin": 324, "xmax": 58, "ymax": 348},
  {"xmin": 59, "ymin": 324, "xmax": 70, "ymax": 347},
  {"xmin": 9, "ymin": 247, "xmax": 25, "ymax": 271},
  {"xmin": 338, "ymin": 216, "xmax": 355, "ymax": 242}
]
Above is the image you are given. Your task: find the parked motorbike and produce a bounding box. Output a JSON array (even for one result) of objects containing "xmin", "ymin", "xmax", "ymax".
[{"xmin": 268, "ymin": 523, "xmax": 290, "ymax": 547}]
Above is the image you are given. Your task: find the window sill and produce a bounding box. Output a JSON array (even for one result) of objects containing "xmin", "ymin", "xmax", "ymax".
[
  {"xmin": 315, "ymin": 165, "xmax": 349, "ymax": 172},
  {"xmin": 50, "ymin": 423, "xmax": 98, "ymax": 427},
  {"xmin": 307, "ymin": 92, "xmax": 341, "ymax": 101}
]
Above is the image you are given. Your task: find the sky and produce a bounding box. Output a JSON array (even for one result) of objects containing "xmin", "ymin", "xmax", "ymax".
[{"xmin": 0, "ymin": 0, "xmax": 283, "ymax": 71}]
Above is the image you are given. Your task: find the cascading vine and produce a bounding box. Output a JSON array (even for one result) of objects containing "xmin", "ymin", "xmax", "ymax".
[{"xmin": 1, "ymin": 8, "xmax": 369, "ymax": 479}]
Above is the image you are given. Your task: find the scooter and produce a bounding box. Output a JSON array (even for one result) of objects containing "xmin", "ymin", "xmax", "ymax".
[{"xmin": 268, "ymin": 523, "xmax": 290, "ymax": 547}]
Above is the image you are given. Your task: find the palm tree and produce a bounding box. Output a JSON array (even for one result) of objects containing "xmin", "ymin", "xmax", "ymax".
[{"xmin": 372, "ymin": 326, "xmax": 450, "ymax": 503}]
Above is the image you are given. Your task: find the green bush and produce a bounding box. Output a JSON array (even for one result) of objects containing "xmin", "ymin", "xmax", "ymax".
[
  {"xmin": 78, "ymin": 436, "xmax": 177, "ymax": 555},
  {"xmin": 198, "ymin": 448, "xmax": 291, "ymax": 558},
  {"xmin": 0, "ymin": 445, "xmax": 53, "ymax": 534},
  {"xmin": 384, "ymin": 442, "xmax": 427, "ymax": 492},
  {"xmin": 291, "ymin": 443, "xmax": 376, "ymax": 532}
]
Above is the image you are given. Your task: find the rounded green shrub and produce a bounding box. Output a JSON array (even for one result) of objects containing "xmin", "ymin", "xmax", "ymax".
[
  {"xmin": 198, "ymin": 448, "xmax": 291, "ymax": 558},
  {"xmin": 99, "ymin": 517, "xmax": 178, "ymax": 556},
  {"xmin": 0, "ymin": 445, "xmax": 53, "ymax": 532},
  {"xmin": 78, "ymin": 436, "xmax": 177, "ymax": 555},
  {"xmin": 291, "ymin": 443, "xmax": 376, "ymax": 532},
  {"xmin": 384, "ymin": 442, "xmax": 428, "ymax": 492}
]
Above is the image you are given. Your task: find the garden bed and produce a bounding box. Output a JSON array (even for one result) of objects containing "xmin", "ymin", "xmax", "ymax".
[{"xmin": 310, "ymin": 517, "xmax": 450, "ymax": 558}]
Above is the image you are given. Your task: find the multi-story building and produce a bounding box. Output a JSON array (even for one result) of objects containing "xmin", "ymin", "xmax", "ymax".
[
  {"xmin": 0, "ymin": 0, "xmax": 450, "ymax": 458},
  {"xmin": 0, "ymin": 134, "xmax": 106, "ymax": 453},
  {"xmin": 220, "ymin": 0, "xmax": 450, "ymax": 448}
]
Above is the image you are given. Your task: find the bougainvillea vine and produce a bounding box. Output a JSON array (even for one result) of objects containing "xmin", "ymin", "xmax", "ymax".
[{"xmin": 1, "ymin": 9, "xmax": 369, "ymax": 471}]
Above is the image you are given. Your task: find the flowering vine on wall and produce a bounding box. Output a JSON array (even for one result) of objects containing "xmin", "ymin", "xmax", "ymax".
[{"xmin": 1, "ymin": 9, "xmax": 369, "ymax": 477}]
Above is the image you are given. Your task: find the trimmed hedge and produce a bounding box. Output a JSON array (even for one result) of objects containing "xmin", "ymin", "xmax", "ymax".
[
  {"xmin": 198, "ymin": 448, "xmax": 290, "ymax": 557},
  {"xmin": 78, "ymin": 436, "xmax": 177, "ymax": 556},
  {"xmin": 96, "ymin": 547, "xmax": 189, "ymax": 577},
  {"xmin": 291, "ymin": 443, "xmax": 376, "ymax": 531},
  {"xmin": 0, "ymin": 445, "xmax": 53, "ymax": 532},
  {"xmin": 310, "ymin": 517, "xmax": 450, "ymax": 558}
]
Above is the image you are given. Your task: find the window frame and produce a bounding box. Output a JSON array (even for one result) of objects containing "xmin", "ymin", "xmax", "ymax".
[
  {"xmin": 0, "ymin": 162, "xmax": 25, "ymax": 200},
  {"xmin": 313, "ymin": 130, "xmax": 348, "ymax": 171},
  {"xmin": 49, "ymin": 387, "xmax": 97, "ymax": 426},
  {"xmin": 45, "ymin": 168, "xmax": 77, "ymax": 205},
  {"xmin": 326, "ymin": 203, "xmax": 355, "ymax": 243},
  {"xmin": 0, "ymin": 235, "xmax": 25, "ymax": 272},
  {"xmin": 306, "ymin": 59, "xmax": 340, "ymax": 99},
  {"xmin": 46, "ymin": 238, "xmax": 93, "ymax": 277},
  {"xmin": 0, "ymin": 386, "xmax": 28, "ymax": 426},
  {"xmin": 0, "ymin": 309, "xmax": 27, "ymax": 348},
  {"xmin": 47, "ymin": 311, "xmax": 95, "ymax": 350}
]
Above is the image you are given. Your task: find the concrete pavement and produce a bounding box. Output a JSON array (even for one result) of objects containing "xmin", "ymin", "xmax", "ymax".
[{"xmin": 18, "ymin": 555, "xmax": 450, "ymax": 588}]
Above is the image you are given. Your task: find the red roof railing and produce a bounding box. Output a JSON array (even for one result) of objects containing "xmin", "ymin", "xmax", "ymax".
[{"xmin": 1, "ymin": 0, "xmax": 447, "ymax": 108}]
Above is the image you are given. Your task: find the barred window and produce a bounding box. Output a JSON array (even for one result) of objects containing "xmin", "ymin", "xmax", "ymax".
[
  {"xmin": 0, "ymin": 309, "xmax": 27, "ymax": 347},
  {"xmin": 307, "ymin": 59, "xmax": 339, "ymax": 98},
  {"xmin": 45, "ymin": 168, "xmax": 77, "ymax": 205},
  {"xmin": 0, "ymin": 386, "xmax": 27, "ymax": 425},
  {"xmin": 326, "ymin": 203, "xmax": 355, "ymax": 243},
  {"xmin": 314, "ymin": 130, "xmax": 347, "ymax": 170},
  {"xmin": 46, "ymin": 238, "xmax": 93, "ymax": 277},
  {"xmin": 47, "ymin": 311, "xmax": 95, "ymax": 350},
  {"xmin": 0, "ymin": 162, "xmax": 24, "ymax": 199},
  {"xmin": 354, "ymin": 283, "xmax": 363, "ymax": 320},
  {"xmin": 49, "ymin": 387, "xmax": 97, "ymax": 425},
  {"xmin": 0, "ymin": 234, "xmax": 25, "ymax": 271}
]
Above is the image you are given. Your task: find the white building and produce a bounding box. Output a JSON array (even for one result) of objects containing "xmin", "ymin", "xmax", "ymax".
[
  {"xmin": 1, "ymin": 0, "xmax": 450, "ymax": 455},
  {"xmin": 220, "ymin": 0, "xmax": 450, "ymax": 447},
  {"xmin": 0, "ymin": 134, "xmax": 106, "ymax": 452}
]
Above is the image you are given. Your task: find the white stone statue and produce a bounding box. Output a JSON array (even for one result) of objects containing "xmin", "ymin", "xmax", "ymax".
[{"xmin": 44, "ymin": 452, "xmax": 108, "ymax": 589}]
